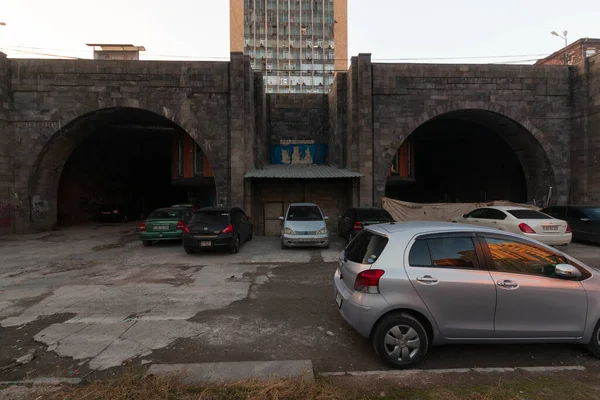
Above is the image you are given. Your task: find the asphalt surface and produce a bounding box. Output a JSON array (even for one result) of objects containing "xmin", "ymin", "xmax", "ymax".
[{"xmin": 1, "ymin": 223, "xmax": 600, "ymax": 381}]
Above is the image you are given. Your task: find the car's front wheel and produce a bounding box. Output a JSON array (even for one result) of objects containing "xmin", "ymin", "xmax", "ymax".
[
  {"xmin": 587, "ymin": 320, "xmax": 600, "ymax": 358},
  {"xmin": 371, "ymin": 313, "xmax": 429, "ymax": 369},
  {"xmin": 142, "ymin": 240, "xmax": 152, "ymax": 247},
  {"xmin": 184, "ymin": 247, "xmax": 194, "ymax": 255}
]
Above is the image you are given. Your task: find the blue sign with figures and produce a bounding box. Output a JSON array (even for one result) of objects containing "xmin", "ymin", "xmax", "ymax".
[{"xmin": 271, "ymin": 144, "xmax": 326, "ymax": 165}]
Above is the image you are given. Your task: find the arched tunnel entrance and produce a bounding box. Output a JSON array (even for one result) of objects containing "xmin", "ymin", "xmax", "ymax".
[
  {"xmin": 385, "ymin": 110, "xmax": 555, "ymax": 204},
  {"xmin": 30, "ymin": 107, "xmax": 217, "ymax": 228}
]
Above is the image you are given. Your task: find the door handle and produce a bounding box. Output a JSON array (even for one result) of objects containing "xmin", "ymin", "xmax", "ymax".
[
  {"xmin": 497, "ymin": 280, "xmax": 519, "ymax": 289},
  {"xmin": 416, "ymin": 275, "xmax": 439, "ymax": 284}
]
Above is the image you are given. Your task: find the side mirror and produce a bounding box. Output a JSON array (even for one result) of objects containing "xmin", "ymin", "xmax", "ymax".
[
  {"xmin": 555, "ymin": 264, "xmax": 582, "ymax": 279},
  {"xmin": 279, "ymin": 216, "xmax": 284, "ymax": 221},
  {"xmin": 463, "ymin": 214, "xmax": 469, "ymax": 218},
  {"xmin": 581, "ymin": 218, "xmax": 591, "ymax": 222},
  {"xmin": 324, "ymin": 216, "xmax": 329, "ymax": 221}
]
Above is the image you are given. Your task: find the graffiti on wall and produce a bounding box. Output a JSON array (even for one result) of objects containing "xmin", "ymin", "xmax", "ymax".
[{"xmin": 30, "ymin": 195, "xmax": 50, "ymax": 221}]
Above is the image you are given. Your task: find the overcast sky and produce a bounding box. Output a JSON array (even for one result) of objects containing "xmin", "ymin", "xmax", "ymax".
[{"xmin": 1, "ymin": 0, "xmax": 598, "ymax": 64}]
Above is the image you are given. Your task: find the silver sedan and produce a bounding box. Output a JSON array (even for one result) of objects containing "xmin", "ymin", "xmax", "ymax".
[{"xmin": 334, "ymin": 221, "xmax": 600, "ymax": 369}]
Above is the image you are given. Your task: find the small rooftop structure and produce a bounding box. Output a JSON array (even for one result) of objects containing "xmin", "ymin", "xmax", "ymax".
[{"xmin": 86, "ymin": 43, "xmax": 146, "ymax": 60}]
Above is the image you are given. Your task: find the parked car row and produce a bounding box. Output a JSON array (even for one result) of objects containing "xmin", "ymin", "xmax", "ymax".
[{"xmin": 139, "ymin": 205, "xmax": 253, "ymax": 255}]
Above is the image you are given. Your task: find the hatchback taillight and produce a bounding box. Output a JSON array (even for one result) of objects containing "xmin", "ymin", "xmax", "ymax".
[
  {"xmin": 566, "ymin": 224, "xmax": 572, "ymax": 233},
  {"xmin": 222, "ymin": 224, "xmax": 234, "ymax": 233},
  {"xmin": 183, "ymin": 224, "xmax": 191, "ymax": 234},
  {"xmin": 354, "ymin": 269, "xmax": 385, "ymax": 293},
  {"xmin": 353, "ymin": 222, "xmax": 364, "ymax": 231},
  {"xmin": 139, "ymin": 222, "xmax": 146, "ymax": 232},
  {"xmin": 176, "ymin": 220, "xmax": 184, "ymax": 231}
]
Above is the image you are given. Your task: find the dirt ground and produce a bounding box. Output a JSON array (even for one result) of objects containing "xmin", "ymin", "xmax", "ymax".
[{"xmin": 1, "ymin": 223, "xmax": 600, "ymax": 382}]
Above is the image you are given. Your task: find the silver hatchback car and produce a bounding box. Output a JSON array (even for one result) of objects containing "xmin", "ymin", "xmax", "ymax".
[{"xmin": 334, "ymin": 221, "xmax": 600, "ymax": 369}]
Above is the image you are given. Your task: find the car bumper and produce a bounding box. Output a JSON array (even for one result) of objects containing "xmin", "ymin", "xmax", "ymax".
[
  {"xmin": 282, "ymin": 234, "xmax": 329, "ymax": 247},
  {"xmin": 139, "ymin": 232, "xmax": 182, "ymax": 241},
  {"xmin": 522, "ymin": 232, "xmax": 572, "ymax": 246},
  {"xmin": 182, "ymin": 233, "xmax": 234, "ymax": 249},
  {"xmin": 333, "ymin": 268, "xmax": 389, "ymax": 338}
]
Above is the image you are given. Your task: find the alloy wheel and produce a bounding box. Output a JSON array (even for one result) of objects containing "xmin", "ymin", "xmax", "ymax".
[{"xmin": 383, "ymin": 324, "xmax": 421, "ymax": 362}]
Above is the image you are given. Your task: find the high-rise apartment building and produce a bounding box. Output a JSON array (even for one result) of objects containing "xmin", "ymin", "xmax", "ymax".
[{"xmin": 230, "ymin": 0, "xmax": 348, "ymax": 93}]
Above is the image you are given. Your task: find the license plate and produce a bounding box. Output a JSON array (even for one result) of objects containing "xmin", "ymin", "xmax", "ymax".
[
  {"xmin": 154, "ymin": 226, "xmax": 169, "ymax": 231},
  {"xmin": 543, "ymin": 226, "xmax": 559, "ymax": 231},
  {"xmin": 335, "ymin": 291, "xmax": 343, "ymax": 309},
  {"xmin": 201, "ymin": 241, "xmax": 211, "ymax": 247}
]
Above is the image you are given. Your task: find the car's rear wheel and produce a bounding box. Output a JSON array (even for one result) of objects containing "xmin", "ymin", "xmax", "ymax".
[
  {"xmin": 372, "ymin": 313, "xmax": 429, "ymax": 369},
  {"xmin": 587, "ymin": 320, "xmax": 600, "ymax": 358},
  {"xmin": 229, "ymin": 235, "xmax": 240, "ymax": 254},
  {"xmin": 281, "ymin": 240, "xmax": 287, "ymax": 250},
  {"xmin": 142, "ymin": 240, "xmax": 152, "ymax": 247},
  {"xmin": 184, "ymin": 247, "xmax": 194, "ymax": 255},
  {"xmin": 248, "ymin": 228, "xmax": 253, "ymax": 241}
]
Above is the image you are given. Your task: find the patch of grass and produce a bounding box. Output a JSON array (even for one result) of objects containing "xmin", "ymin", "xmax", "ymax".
[
  {"xmin": 39, "ymin": 373, "xmax": 600, "ymax": 400},
  {"xmin": 384, "ymin": 376, "xmax": 600, "ymax": 400},
  {"xmin": 47, "ymin": 374, "xmax": 350, "ymax": 400}
]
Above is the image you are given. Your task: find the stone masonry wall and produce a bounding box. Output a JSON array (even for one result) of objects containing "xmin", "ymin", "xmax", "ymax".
[
  {"xmin": 370, "ymin": 62, "xmax": 571, "ymax": 205},
  {"xmin": 327, "ymin": 72, "xmax": 347, "ymax": 167},
  {"xmin": 571, "ymin": 53, "xmax": 600, "ymax": 204},
  {"xmin": 9, "ymin": 58, "xmax": 234, "ymax": 232},
  {"xmin": 267, "ymin": 94, "xmax": 329, "ymax": 146},
  {"xmin": 0, "ymin": 53, "xmax": 14, "ymax": 235}
]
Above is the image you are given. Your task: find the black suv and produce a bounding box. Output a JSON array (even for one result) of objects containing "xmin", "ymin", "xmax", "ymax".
[{"xmin": 182, "ymin": 207, "xmax": 253, "ymax": 254}]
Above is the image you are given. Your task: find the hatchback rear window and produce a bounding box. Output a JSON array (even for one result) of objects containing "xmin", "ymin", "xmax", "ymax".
[
  {"xmin": 345, "ymin": 231, "xmax": 389, "ymax": 264},
  {"xmin": 191, "ymin": 211, "xmax": 229, "ymax": 225},
  {"xmin": 356, "ymin": 209, "xmax": 393, "ymax": 220},
  {"xmin": 149, "ymin": 209, "xmax": 182, "ymax": 219},
  {"xmin": 507, "ymin": 209, "xmax": 551, "ymax": 219},
  {"xmin": 287, "ymin": 206, "xmax": 322, "ymax": 221}
]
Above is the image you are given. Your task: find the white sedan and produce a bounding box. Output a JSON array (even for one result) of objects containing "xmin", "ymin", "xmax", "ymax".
[{"xmin": 451, "ymin": 206, "xmax": 572, "ymax": 246}]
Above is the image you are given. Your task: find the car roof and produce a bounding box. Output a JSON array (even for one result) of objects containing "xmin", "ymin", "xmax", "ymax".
[
  {"xmin": 481, "ymin": 206, "xmax": 537, "ymax": 211},
  {"xmin": 355, "ymin": 207, "xmax": 387, "ymax": 211},
  {"xmin": 368, "ymin": 221, "xmax": 508, "ymax": 236},
  {"xmin": 194, "ymin": 206, "xmax": 234, "ymax": 213},
  {"xmin": 288, "ymin": 203, "xmax": 319, "ymax": 207}
]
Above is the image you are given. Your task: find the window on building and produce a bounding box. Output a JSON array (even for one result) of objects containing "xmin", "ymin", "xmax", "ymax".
[
  {"xmin": 586, "ymin": 48, "xmax": 597, "ymax": 57},
  {"xmin": 329, "ymin": 40, "xmax": 335, "ymax": 49},
  {"xmin": 282, "ymin": 50, "xmax": 289, "ymax": 59},
  {"xmin": 306, "ymin": 40, "xmax": 312, "ymax": 48},
  {"xmin": 289, "ymin": 40, "xmax": 295, "ymax": 47},
  {"xmin": 316, "ymin": 39, "xmax": 323, "ymax": 48},
  {"xmin": 266, "ymin": 50, "xmax": 274, "ymax": 58},
  {"xmin": 328, "ymin": 51, "xmax": 335, "ymax": 60},
  {"xmin": 281, "ymin": 77, "xmax": 288, "ymax": 85}
]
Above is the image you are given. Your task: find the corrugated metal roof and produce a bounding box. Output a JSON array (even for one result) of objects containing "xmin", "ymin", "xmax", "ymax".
[{"xmin": 244, "ymin": 164, "xmax": 362, "ymax": 179}]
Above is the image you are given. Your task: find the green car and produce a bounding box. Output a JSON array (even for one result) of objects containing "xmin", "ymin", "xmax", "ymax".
[{"xmin": 139, "ymin": 207, "xmax": 193, "ymax": 247}]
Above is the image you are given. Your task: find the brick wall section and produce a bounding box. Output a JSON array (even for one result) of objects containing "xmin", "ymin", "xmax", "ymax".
[
  {"xmin": 370, "ymin": 62, "xmax": 571, "ymax": 205},
  {"xmin": 327, "ymin": 72, "xmax": 347, "ymax": 167},
  {"xmin": 570, "ymin": 53, "xmax": 600, "ymax": 204},
  {"xmin": 267, "ymin": 94, "xmax": 329, "ymax": 145},
  {"xmin": 228, "ymin": 53, "xmax": 248, "ymax": 208},
  {"xmin": 9, "ymin": 58, "xmax": 232, "ymax": 231}
]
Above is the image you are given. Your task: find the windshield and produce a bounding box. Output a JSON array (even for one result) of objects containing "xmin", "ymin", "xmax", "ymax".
[
  {"xmin": 507, "ymin": 209, "xmax": 551, "ymax": 219},
  {"xmin": 287, "ymin": 206, "xmax": 323, "ymax": 221},
  {"xmin": 149, "ymin": 209, "xmax": 182, "ymax": 220},
  {"xmin": 584, "ymin": 208, "xmax": 600, "ymax": 221},
  {"xmin": 191, "ymin": 211, "xmax": 229, "ymax": 225},
  {"xmin": 356, "ymin": 209, "xmax": 393, "ymax": 220}
]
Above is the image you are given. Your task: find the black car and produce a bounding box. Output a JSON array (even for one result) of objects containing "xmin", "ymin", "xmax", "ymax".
[
  {"xmin": 338, "ymin": 207, "xmax": 395, "ymax": 241},
  {"xmin": 541, "ymin": 205, "xmax": 600, "ymax": 245},
  {"xmin": 97, "ymin": 203, "xmax": 141, "ymax": 223},
  {"xmin": 182, "ymin": 206, "xmax": 253, "ymax": 254}
]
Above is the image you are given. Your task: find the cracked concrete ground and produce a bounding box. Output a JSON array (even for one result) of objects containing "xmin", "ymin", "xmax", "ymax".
[{"xmin": 1, "ymin": 223, "xmax": 600, "ymax": 381}]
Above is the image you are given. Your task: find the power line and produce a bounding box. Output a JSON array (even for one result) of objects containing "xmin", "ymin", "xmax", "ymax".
[{"xmin": 2, "ymin": 45, "xmax": 548, "ymax": 63}]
